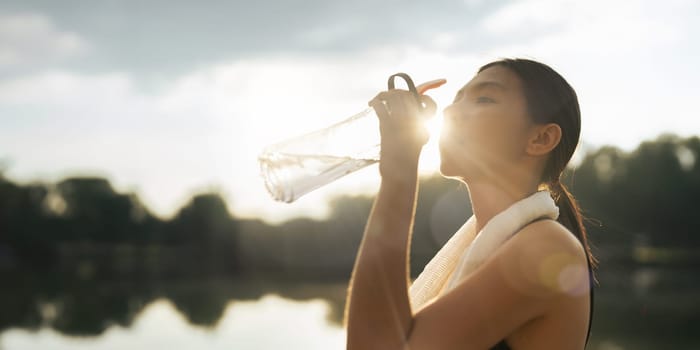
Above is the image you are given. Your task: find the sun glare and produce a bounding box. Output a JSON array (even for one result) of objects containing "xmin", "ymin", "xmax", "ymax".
[{"xmin": 420, "ymin": 110, "xmax": 445, "ymax": 174}]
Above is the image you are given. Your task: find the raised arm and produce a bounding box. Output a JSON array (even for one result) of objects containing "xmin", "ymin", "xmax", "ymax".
[{"xmin": 344, "ymin": 88, "xmax": 433, "ymax": 349}]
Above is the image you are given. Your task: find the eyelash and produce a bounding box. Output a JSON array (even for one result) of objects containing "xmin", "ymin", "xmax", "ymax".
[{"xmin": 452, "ymin": 93, "xmax": 496, "ymax": 104}]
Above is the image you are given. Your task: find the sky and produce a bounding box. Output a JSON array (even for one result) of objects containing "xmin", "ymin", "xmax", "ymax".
[{"xmin": 1, "ymin": 0, "xmax": 699, "ymax": 223}]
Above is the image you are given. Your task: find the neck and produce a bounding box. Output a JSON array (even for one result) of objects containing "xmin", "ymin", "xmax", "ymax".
[{"xmin": 466, "ymin": 180, "xmax": 539, "ymax": 234}]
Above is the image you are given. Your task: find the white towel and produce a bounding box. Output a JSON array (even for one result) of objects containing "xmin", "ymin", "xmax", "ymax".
[{"xmin": 409, "ymin": 190, "xmax": 559, "ymax": 310}]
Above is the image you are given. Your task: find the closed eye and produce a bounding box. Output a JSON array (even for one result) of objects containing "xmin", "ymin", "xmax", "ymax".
[{"xmin": 476, "ymin": 96, "xmax": 496, "ymax": 103}]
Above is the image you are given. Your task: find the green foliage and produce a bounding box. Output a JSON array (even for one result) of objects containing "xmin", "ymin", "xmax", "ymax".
[
  {"xmin": 57, "ymin": 178, "xmax": 144, "ymax": 242},
  {"xmin": 571, "ymin": 134, "xmax": 700, "ymax": 246},
  {"xmin": 167, "ymin": 193, "xmax": 234, "ymax": 243},
  {"xmin": 1, "ymin": 134, "xmax": 700, "ymax": 336}
]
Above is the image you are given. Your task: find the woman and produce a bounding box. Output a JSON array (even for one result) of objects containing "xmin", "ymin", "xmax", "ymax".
[{"xmin": 344, "ymin": 58, "xmax": 596, "ymax": 349}]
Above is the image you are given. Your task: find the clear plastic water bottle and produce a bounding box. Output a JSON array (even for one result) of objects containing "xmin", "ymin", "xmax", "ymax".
[{"xmin": 258, "ymin": 73, "xmax": 445, "ymax": 203}]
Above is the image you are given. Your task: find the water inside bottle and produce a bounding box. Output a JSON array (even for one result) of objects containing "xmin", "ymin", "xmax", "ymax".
[{"xmin": 259, "ymin": 151, "xmax": 378, "ymax": 203}]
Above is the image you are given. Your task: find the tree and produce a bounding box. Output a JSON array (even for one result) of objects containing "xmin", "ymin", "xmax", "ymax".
[
  {"xmin": 57, "ymin": 177, "xmax": 157, "ymax": 242},
  {"xmin": 166, "ymin": 193, "xmax": 239, "ymax": 274}
]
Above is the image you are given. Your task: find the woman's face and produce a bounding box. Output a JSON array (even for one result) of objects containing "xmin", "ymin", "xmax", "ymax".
[{"xmin": 439, "ymin": 65, "xmax": 535, "ymax": 181}]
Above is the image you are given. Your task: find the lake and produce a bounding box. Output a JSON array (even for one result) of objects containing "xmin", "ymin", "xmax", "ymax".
[
  {"xmin": 1, "ymin": 265, "xmax": 699, "ymax": 349},
  {"xmin": 0, "ymin": 294, "xmax": 345, "ymax": 350}
]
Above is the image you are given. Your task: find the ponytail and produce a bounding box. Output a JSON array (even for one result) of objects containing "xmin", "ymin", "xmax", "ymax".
[
  {"xmin": 479, "ymin": 57, "xmax": 596, "ymax": 345},
  {"xmin": 549, "ymin": 180, "xmax": 598, "ymax": 274}
]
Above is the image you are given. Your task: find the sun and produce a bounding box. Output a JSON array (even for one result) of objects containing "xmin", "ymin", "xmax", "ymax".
[
  {"xmin": 419, "ymin": 110, "xmax": 445, "ymax": 174},
  {"xmin": 413, "ymin": 78, "xmax": 449, "ymax": 174}
]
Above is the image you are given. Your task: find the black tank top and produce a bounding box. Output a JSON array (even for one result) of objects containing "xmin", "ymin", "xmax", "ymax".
[{"xmin": 490, "ymin": 223, "xmax": 595, "ymax": 350}]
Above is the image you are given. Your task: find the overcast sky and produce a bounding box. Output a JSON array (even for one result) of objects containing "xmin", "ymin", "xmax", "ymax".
[{"xmin": 1, "ymin": 0, "xmax": 699, "ymax": 223}]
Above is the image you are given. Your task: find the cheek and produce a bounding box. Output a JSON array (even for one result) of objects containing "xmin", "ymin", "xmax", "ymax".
[
  {"xmin": 459, "ymin": 113, "xmax": 527, "ymax": 161},
  {"xmin": 439, "ymin": 105, "xmax": 530, "ymax": 167},
  {"xmin": 462, "ymin": 116, "xmax": 505, "ymax": 150}
]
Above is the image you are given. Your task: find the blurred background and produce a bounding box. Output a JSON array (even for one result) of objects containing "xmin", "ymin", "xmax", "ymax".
[{"xmin": 1, "ymin": 0, "xmax": 699, "ymax": 349}]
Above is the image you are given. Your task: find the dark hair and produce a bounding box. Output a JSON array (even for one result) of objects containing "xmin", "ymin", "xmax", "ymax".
[{"xmin": 478, "ymin": 58, "xmax": 597, "ymax": 273}]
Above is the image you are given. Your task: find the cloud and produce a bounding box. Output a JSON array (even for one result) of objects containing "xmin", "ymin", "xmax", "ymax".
[
  {"xmin": 0, "ymin": 13, "xmax": 88, "ymax": 67},
  {"xmin": 480, "ymin": 0, "xmax": 689, "ymax": 55},
  {"xmin": 1, "ymin": 0, "xmax": 699, "ymax": 223},
  {"xmin": 474, "ymin": 0, "xmax": 700, "ymax": 149},
  {"xmin": 4, "ymin": 31, "xmax": 699, "ymax": 221},
  {"xmin": 0, "ymin": 69, "xmax": 221, "ymax": 219},
  {"xmin": 0, "ymin": 45, "xmax": 489, "ymax": 223},
  {"xmin": 0, "ymin": 0, "xmax": 510, "ymax": 78},
  {"xmin": 481, "ymin": 0, "xmax": 568, "ymax": 35},
  {"xmin": 128, "ymin": 48, "xmax": 482, "ymax": 221}
]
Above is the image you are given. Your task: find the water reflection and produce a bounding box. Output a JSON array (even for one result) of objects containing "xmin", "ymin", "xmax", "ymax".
[
  {"xmin": 590, "ymin": 265, "xmax": 700, "ymax": 349},
  {"xmin": 2, "ymin": 265, "xmax": 699, "ymax": 350},
  {"xmin": 2, "ymin": 176, "xmax": 700, "ymax": 349},
  {"xmin": 1, "ymin": 295, "xmax": 346, "ymax": 350}
]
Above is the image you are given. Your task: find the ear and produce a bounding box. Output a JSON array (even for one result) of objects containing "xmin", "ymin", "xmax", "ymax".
[{"xmin": 526, "ymin": 123, "xmax": 562, "ymax": 156}]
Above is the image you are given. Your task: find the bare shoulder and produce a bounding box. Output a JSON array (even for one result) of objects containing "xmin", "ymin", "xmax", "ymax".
[
  {"xmin": 495, "ymin": 219, "xmax": 590, "ymax": 298},
  {"xmin": 406, "ymin": 220, "xmax": 590, "ymax": 349},
  {"xmin": 518, "ymin": 219, "xmax": 586, "ymax": 257}
]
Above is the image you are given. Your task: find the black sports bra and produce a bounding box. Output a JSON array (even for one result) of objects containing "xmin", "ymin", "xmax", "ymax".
[{"xmin": 490, "ymin": 240, "xmax": 595, "ymax": 349}]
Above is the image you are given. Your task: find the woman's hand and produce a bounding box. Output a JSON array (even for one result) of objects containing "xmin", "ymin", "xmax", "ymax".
[
  {"xmin": 347, "ymin": 78, "xmax": 443, "ymax": 350},
  {"xmin": 369, "ymin": 90, "xmax": 437, "ymax": 181}
]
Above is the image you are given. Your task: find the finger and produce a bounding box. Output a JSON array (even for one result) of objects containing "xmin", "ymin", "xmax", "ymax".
[
  {"xmin": 370, "ymin": 90, "xmax": 407, "ymax": 116},
  {"xmin": 368, "ymin": 91, "xmax": 388, "ymax": 107},
  {"xmin": 369, "ymin": 96, "xmax": 391, "ymax": 121},
  {"xmin": 388, "ymin": 92, "xmax": 410, "ymax": 119},
  {"xmin": 384, "ymin": 91, "xmax": 430, "ymax": 123}
]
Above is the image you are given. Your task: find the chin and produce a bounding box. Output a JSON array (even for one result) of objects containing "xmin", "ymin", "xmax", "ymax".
[
  {"xmin": 438, "ymin": 149, "xmax": 459, "ymax": 178},
  {"xmin": 438, "ymin": 147, "xmax": 480, "ymax": 182},
  {"xmin": 439, "ymin": 161, "xmax": 464, "ymax": 180},
  {"xmin": 438, "ymin": 133, "xmax": 467, "ymax": 177}
]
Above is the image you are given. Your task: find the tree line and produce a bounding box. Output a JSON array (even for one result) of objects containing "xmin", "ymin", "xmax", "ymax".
[{"xmin": 0, "ymin": 133, "xmax": 698, "ymax": 335}]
